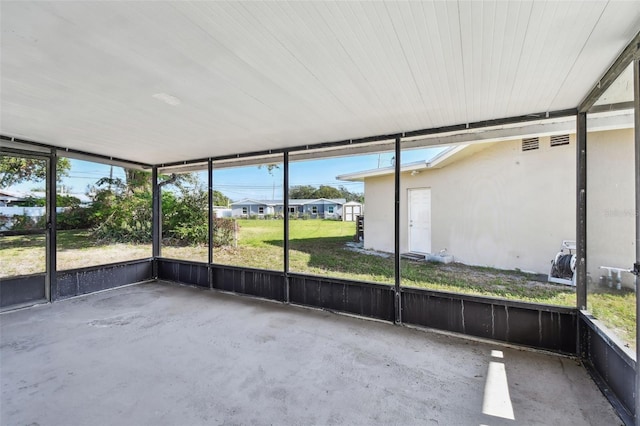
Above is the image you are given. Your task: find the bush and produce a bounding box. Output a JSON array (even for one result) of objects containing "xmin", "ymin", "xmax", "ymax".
[
  {"xmin": 57, "ymin": 171, "xmax": 237, "ymax": 247},
  {"xmin": 92, "ymin": 191, "xmax": 152, "ymax": 243},
  {"xmin": 161, "ymin": 188, "xmax": 208, "ymax": 245},
  {"xmin": 213, "ymin": 218, "xmax": 236, "ymax": 247},
  {"xmin": 172, "ymin": 224, "xmax": 208, "ymax": 245},
  {"xmin": 7, "ymin": 213, "xmax": 46, "ymax": 231},
  {"xmin": 57, "ymin": 207, "xmax": 92, "ymax": 230},
  {"xmin": 57, "ymin": 194, "xmax": 82, "ymax": 208},
  {"xmin": 0, "ymin": 214, "xmax": 10, "ymax": 230},
  {"xmin": 13, "ymin": 196, "xmax": 45, "ymax": 207}
]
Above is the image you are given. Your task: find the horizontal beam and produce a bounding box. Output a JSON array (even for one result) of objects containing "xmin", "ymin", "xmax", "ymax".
[
  {"xmin": 3, "ymin": 106, "xmax": 576, "ymax": 170},
  {"xmin": 587, "ymin": 101, "xmax": 635, "ymax": 114},
  {"xmin": 157, "ymin": 108, "xmax": 577, "ymax": 168},
  {"xmin": 0, "ymin": 135, "xmax": 153, "ymax": 169},
  {"xmin": 166, "ymin": 110, "xmax": 637, "ymax": 173},
  {"xmin": 579, "ymin": 30, "xmax": 640, "ymax": 113}
]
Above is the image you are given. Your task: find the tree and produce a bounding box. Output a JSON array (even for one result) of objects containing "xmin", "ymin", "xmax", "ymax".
[
  {"xmin": 337, "ymin": 186, "xmax": 364, "ymax": 203},
  {"xmin": 289, "ymin": 185, "xmax": 317, "ymax": 199},
  {"xmin": 314, "ymin": 185, "xmax": 342, "ymax": 199},
  {"xmin": 88, "ymin": 171, "xmax": 234, "ymax": 245},
  {"xmin": 258, "ymin": 164, "xmax": 280, "ymax": 175},
  {"xmin": 125, "ymin": 169, "xmax": 151, "ymax": 193},
  {"xmin": 0, "ymin": 156, "xmax": 71, "ymax": 188},
  {"xmin": 289, "ymin": 184, "xmax": 364, "ymax": 203},
  {"xmin": 213, "ymin": 190, "xmax": 230, "ymax": 207}
]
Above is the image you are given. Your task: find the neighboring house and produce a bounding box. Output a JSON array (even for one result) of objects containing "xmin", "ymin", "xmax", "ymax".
[
  {"xmin": 288, "ymin": 198, "xmax": 346, "ymax": 220},
  {"xmin": 0, "ymin": 190, "xmax": 24, "ymax": 207},
  {"xmin": 338, "ymin": 124, "xmax": 635, "ymax": 287},
  {"xmin": 231, "ymin": 199, "xmax": 280, "ymax": 218},
  {"xmin": 230, "ymin": 198, "xmax": 362, "ymax": 221}
]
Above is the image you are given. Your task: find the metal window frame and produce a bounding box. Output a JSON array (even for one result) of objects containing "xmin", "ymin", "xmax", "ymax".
[
  {"xmin": 633, "ymin": 57, "xmax": 640, "ymax": 426},
  {"xmin": 0, "ymin": 147, "xmax": 55, "ymax": 302}
]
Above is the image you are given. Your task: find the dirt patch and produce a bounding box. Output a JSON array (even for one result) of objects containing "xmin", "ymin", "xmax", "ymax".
[{"xmin": 437, "ymin": 262, "xmax": 557, "ymax": 288}]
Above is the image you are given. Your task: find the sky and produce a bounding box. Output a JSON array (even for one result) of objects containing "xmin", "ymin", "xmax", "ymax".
[{"xmin": 7, "ymin": 146, "xmax": 447, "ymax": 202}]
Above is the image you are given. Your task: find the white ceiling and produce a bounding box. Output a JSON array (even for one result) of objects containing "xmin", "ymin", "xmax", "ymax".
[{"xmin": 1, "ymin": 1, "xmax": 639, "ymax": 165}]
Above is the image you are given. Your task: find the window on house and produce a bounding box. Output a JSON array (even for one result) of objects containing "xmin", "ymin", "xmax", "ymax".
[
  {"xmin": 242, "ymin": 207, "xmax": 248, "ymax": 215},
  {"xmin": 258, "ymin": 206, "xmax": 264, "ymax": 214},
  {"xmin": 311, "ymin": 206, "xmax": 318, "ymax": 214},
  {"xmin": 327, "ymin": 206, "xmax": 334, "ymax": 214},
  {"xmin": 289, "ymin": 207, "xmax": 295, "ymax": 213}
]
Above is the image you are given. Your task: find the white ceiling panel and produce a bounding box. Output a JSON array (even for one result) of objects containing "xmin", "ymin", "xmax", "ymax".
[{"xmin": 1, "ymin": 1, "xmax": 638, "ymax": 165}]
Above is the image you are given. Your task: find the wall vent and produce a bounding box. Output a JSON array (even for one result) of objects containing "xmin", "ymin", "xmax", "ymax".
[
  {"xmin": 550, "ymin": 134, "xmax": 570, "ymax": 147},
  {"xmin": 522, "ymin": 137, "xmax": 539, "ymax": 151}
]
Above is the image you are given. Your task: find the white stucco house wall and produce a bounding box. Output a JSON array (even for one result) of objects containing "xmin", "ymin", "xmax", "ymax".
[{"xmin": 338, "ymin": 123, "xmax": 635, "ymax": 287}]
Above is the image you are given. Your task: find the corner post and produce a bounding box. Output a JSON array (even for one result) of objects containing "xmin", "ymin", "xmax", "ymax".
[
  {"xmin": 45, "ymin": 149, "xmax": 57, "ymax": 301},
  {"xmin": 284, "ymin": 151, "xmax": 290, "ymax": 303},
  {"xmin": 632, "ymin": 57, "xmax": 640, "ymax": 426},
  {"xmin": 576, "ymin": 112, "xmax": 587, "ymax": 311},
  {"xmin": 152, "ymin": 166, "xmax": 160, "ymax": 278},
  {"xmin": 394, "ymin": 137, "xmax": 402, "ymax": 324},
  {"xmin": 208, "ymin": 159, "xmax": 214, "ymax": 289}
]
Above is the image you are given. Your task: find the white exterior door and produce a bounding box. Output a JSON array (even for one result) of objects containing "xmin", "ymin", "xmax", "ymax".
[{"xmin": 408, "ymin": 188, "xmax": 431, "ymax": 254}]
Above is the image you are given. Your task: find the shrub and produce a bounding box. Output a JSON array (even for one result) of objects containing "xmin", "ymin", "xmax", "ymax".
[
  {"xmin": 92, "ymin": 191, "xmax": 152, "ymax": 243},
  {"xmin": 57, "ymin": 194, "xmax": 82, "ymax": 208},
  {"xmin": 8, "ymin": 213, "xmax": 45, "ymax": 231},
  {"xmin": 60, "ymin": 172, "xmax": 237, "ymax": 247},
  {"xmin": 0, "ymin": 214, "xmax": 10, "ymax": 230},
  {"xmin": 173, "ymin": 224, "xmax": 208, "ymax": 245},
  {"xmin": 161, "ymin": 188, "xmax": 208, "ymax": 245},
  {"xmin": 13, "ymin": 196, "xmax": 45, "ymax": 207},
  {"xmin": 57, "ymin": 207, "xmax": 92, "ymax": 230},
  {"xmin": 213, "ymin": 218, "xmax": 236, "ymax": 247}
]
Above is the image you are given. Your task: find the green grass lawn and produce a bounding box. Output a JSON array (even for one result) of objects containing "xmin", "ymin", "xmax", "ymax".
[
  {"xmin": 1, "ymin": 220, "xmax": 635, "ymax": 348},
  {"xmin": 0, "ymin": 230, "xmax": 151, "ymax": 277},
  {"xmin": 588, "ymin": 290, "xmax": 636, "ymax": 350}
]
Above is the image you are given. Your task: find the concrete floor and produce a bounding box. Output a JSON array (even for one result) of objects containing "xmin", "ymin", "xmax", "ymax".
[{"xmin": 1, "ymin": 281, "xmax": 620, "ymax": 426}]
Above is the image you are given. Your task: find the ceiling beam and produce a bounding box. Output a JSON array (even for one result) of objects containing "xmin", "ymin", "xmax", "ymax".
[
  {"xmin": 158, "ymin": 108, "xmax": 577, "ymax": 168},
  {"xmin": 587, "ymin": 101, "xmax": 635, "ymax": 114},
  {"xmin": 4, "ymin": 107, "xmax": 577, "ymax": 170},
  {"xmin": 0, "ymin": 135, "xmax": 153, "ymax": 169},
  {"xmin": 579, "ymin": 30, "xmax": 640, "ymax": 113}
]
